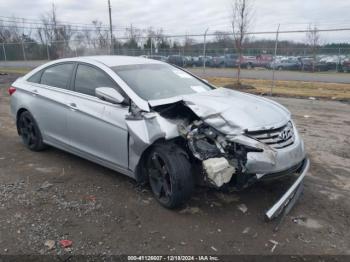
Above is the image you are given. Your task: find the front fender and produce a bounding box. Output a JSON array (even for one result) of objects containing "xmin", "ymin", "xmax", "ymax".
[{"xmin": 126, "ymin": 112, "xmax": 184, "ymax": 173}]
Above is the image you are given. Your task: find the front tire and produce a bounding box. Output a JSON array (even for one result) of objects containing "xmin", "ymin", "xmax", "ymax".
[
  {"xmin": 147, "ymin": 143, "xmax": 194, "ymax": 209},
  {"xmin": 17, "ymin": 111, "xmax": 47, "ymax": 151}
]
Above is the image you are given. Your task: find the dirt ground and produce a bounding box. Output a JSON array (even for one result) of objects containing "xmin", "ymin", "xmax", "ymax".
[{"xmin": 0, "ymin": 73, "xmax": 350, "ymax": 256}]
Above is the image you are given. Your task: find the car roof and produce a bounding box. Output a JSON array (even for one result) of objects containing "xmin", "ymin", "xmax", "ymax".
[{"xmin": 54, "ymin": 55, "xmax": 164, "ymax": 67}]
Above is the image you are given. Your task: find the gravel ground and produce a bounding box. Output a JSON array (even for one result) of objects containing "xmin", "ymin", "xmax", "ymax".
[{"xmin": 0, "ymin": 73, "xmax": 350, "ymax": 256}]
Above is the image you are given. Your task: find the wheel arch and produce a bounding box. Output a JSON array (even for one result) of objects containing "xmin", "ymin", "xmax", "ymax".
[
  {"xmin": 16, "ymin": 108, "xmax": 29, "ymax": 135},
  {"xmin": 134, "ymin": 137, "xmax": 189, "ymax": 184}
]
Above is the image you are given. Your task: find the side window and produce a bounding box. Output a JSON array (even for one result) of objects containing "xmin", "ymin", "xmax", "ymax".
[
  {"xmin": 40, "ymin": 63, "xmax": 74, "ymax": 89},
  {"xmin": 27, "ymin": 71, "xmax": 42, "ymax": 83},
  {"xmin": 74, "ymin": 64, "xmax": 117, "ymax": 96}
]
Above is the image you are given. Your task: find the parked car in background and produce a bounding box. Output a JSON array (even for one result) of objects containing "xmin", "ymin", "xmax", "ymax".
[
  {"xmin": 148, "ymin": 55, "xmax": 168, "ymax": 62},
  {"xmin": 168, "ymin": 55, "xmax": 186, "ymax": 67},
  {"xmin": 195, "ymin": 56, "xmax": 213, "ymax": 67},
  {"xmin": 184, "ymin": 56, "xmax": 195, "ymax": 67},
  {"xmin": 300, "ymin": 58, "xmax": 329, "ymax": 72},
  {"xmin": 191, "ymin": 56, "xmax": 200, "ymax": 66},
  {"xmin": 252, "ymin": 54, "xmax": 274, "ymax": 68},
  {"xmin": 9, "ymin": 55, "xmax": 309, "ymax": 219},
  {"xmin": 224, "ymin": 54, "xmax": 239, "ymax": 67},
  {"xmin": 269, "ymin": 58, "xmax": 301, "ymax": 71},
  {"xmin": 222, "ymin": 54, "xmax": 272, "ymax": 69},
  {"xmin": 319, "ymin": 55, "xmax": 339, "ymax": 71},
  {"xmin": 240, "ymin": 56, "xmax": 256, "ymax": 69},
  {"xmin": 341, "ymin": 59, "xmax": 350, "ymax": 72},
  {"xmin": 211, "ymin": 56, "xmax": 226, "ymax": 67}
]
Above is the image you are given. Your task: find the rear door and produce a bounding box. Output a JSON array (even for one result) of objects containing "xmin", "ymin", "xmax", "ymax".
[
  {"xmin": 25, "ymin": 62, "xmax": 75, "ymax": 146},
  {"xmin": 67, "ymin": 63, "xmax": 129, "ymax": 169}
]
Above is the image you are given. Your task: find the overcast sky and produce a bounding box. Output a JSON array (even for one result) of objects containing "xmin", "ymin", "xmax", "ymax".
[{"xmin": 0, "ymin": 0, "xmax": 349, "ymax": 43}]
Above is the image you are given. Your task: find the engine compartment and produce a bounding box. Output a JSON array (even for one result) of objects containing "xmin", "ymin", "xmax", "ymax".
[
  {"xmin": 127, "ymin": 96, "xmax": 304, "ymax": 190},
  {"xmin": 154, "ymin": 102, "xmax": 259, "ymax": 189}
]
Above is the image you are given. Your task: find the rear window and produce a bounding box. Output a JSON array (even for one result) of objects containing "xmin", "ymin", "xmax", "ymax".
[{"xmin": 27, "ymin": 71, "xmax": 42, "ymax": 83}]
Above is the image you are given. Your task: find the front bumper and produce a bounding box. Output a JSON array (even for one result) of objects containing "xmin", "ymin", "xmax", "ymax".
[
  {"xmin": 245, "ymin": 124, "xmax": 306, "ymax": 175},
  {"xmin": 265, "ymin": 157, "xmax": 310, "ymax": 220}
]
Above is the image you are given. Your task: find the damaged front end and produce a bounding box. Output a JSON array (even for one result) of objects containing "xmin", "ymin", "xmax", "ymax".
[
  {"xmin": 178, "ymin": 119, "xmax": 261, "ymax": 189},
  {"xmin": 177, "ymin": 116, "xmax": 309, "ymax": 220},
  {"xmin": 128, "ymin": 88, "xmax": 309, "ymax": 220}
]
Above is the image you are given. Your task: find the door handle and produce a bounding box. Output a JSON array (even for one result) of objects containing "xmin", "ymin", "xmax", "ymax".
[{"xmin": 31, "ymin": 89, "xmax": 38, "ymax": 96}]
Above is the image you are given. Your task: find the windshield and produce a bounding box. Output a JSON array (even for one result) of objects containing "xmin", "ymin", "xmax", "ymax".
[{"xmin": 112, "ymin": 64, "xmax": 213, "ymax": 100}]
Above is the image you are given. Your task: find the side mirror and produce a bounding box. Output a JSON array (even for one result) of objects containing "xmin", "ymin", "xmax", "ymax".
[{"xmin": 95, "ymin": 87, "xmax": 125, "ymax": 104}]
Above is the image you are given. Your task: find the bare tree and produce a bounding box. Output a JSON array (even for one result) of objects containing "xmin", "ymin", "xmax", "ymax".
[
  {"xmin": 306, "ymin": 24, "xmax": 320, "ymax": 72},
  {"xmin": 0, "ymin": 16, "xmax": 23, "ymax": 43},
  {"xmin": 37, "ymin": 4, "xmax": 74, "ymax": 58},
  {"xmin": 214, "ymin": 31, "xmax": 232, "ymax": 48},
  {"xmin": 231, "ymin": 0, "xmax": 253, "ymax": 85},
  {"xmin": 143, "ymin": 27, "xmax": 156, "ymax": 53},
  {"xmin": 92, "ymin": 20, "xmax": 109, "ymax": 50},
  {"xmin": 183, "ymin": 34, "xmax": 196, "ymax": 56},
  {"xmin": 124, "ymin": 24, "xmax": 141, "ymax": 50}
]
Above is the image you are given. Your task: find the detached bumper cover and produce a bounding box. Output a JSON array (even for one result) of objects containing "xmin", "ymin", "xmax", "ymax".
[{"xmin": 265, "ymin": 158, "xmax": 310, "ymax": 220}]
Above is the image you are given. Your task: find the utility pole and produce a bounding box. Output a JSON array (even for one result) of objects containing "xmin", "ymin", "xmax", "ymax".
[
  {"xmin": 271, "ymin": 24, "xmax": 280, "ymax": 96},
  {"xmin": 21, "ymin": 41, "xmax": 26, "ymax": 61},
  {"xmin": 2, "ymin": 43, "xmax": 6, "ymax": 61},
  {"xmin": 203, "ymin": 28, "xmax": 209, "ymax": 73},
  {"xmin": 337, "ymin": 47, "xmax": 341, "ymax": 72},
  {"xmin": 108, "ymin": 0, "xmax": 114, "ymax": 55},
  {"xmin": 46, "ymin": 42, "xmax": 50, "ymax": 60}
]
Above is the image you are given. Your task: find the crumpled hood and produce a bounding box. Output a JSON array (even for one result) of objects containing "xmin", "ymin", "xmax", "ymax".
[{"xmin": 182, "ymin": 88, "xmax": 291, "ymax": 135}]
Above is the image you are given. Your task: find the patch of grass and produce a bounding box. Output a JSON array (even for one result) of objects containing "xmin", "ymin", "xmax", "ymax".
[
  {"xmin": 206, "ymin": 77, "xmax": 350, "ymax": 101},
  {"xmin": 0, "ymin": 67, "xmax": 31, "ymax": 75}
]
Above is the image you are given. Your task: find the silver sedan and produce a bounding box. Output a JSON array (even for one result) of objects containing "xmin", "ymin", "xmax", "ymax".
[{"xmin": 9, "ymin": 56, "xmax": 309, "ymax": 219}]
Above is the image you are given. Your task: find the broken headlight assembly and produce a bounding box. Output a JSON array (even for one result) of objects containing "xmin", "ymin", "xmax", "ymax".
[{"xmin": 180, "ymin": 120, "xmax": 264, "ymax": 188}]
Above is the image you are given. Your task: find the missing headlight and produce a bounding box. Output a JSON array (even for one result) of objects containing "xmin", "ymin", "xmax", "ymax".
[{"xmin": 186, "ymin": 122, "xmax": 224, "ymax": 160}]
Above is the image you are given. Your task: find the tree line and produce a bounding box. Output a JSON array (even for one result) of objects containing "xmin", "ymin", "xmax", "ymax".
[{"xmin": 0, "ymin": 2, "xmax": 349, "ymax": 61}]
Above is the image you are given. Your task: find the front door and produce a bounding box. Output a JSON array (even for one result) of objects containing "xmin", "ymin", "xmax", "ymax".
[{"xmin": 67, "ymin": 63, "xmax": 129, "ymax": 169}]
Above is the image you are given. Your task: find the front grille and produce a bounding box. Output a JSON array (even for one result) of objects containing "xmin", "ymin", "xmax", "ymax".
[{"xmin": 246, "ymin": 121, "xmax": 295, "ymax": 149}]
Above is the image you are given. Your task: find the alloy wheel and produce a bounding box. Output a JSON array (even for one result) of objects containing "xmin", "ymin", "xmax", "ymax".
[
  {"xmin": 148, "ymin": 153, "xmax": 173, "ymax": 204},
  {"xmin": 19, "ymin": 114, "xmax": 38, "ymax": 148}
]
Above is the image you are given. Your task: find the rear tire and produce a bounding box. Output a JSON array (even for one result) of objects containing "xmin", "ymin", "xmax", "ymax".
[
  {"xmin": 146, "ymin": 143, "xmax": 194, "ymax": 209},
  {"xmin": 17, "ymin": 111, "xmax": 47, "ymax": 151}
]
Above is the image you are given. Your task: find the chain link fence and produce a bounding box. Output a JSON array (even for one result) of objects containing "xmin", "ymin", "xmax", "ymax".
[{"xmin": 1, "ymin": 31, "xmax": 350, "ymax": 73}]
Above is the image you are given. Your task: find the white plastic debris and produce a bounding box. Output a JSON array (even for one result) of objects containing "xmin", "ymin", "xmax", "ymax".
[
  {"xmin": 39, "ymin": 181, "xmax": 53, "ymax": 190},
  {"xmin": 237, "ymin": 204, "xmax": 248, "ymax": 214},
  {"xmin": 44, "ymin": 240, "xmax": 55, "ymax": 250},
  {"xmin": 269, "ymin": 240, "xmax": 279, "ymax": 253},
  {"xmin": 179, "ymin": 206, "xmax": 201, "ymax": 215},
  {"xmin": 242, "ymin": 227, "xmax": 250, "ymax": 234},
  {"xmin": 203, "ymin": 158, "xmax": 235, "ymax": 187}
]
